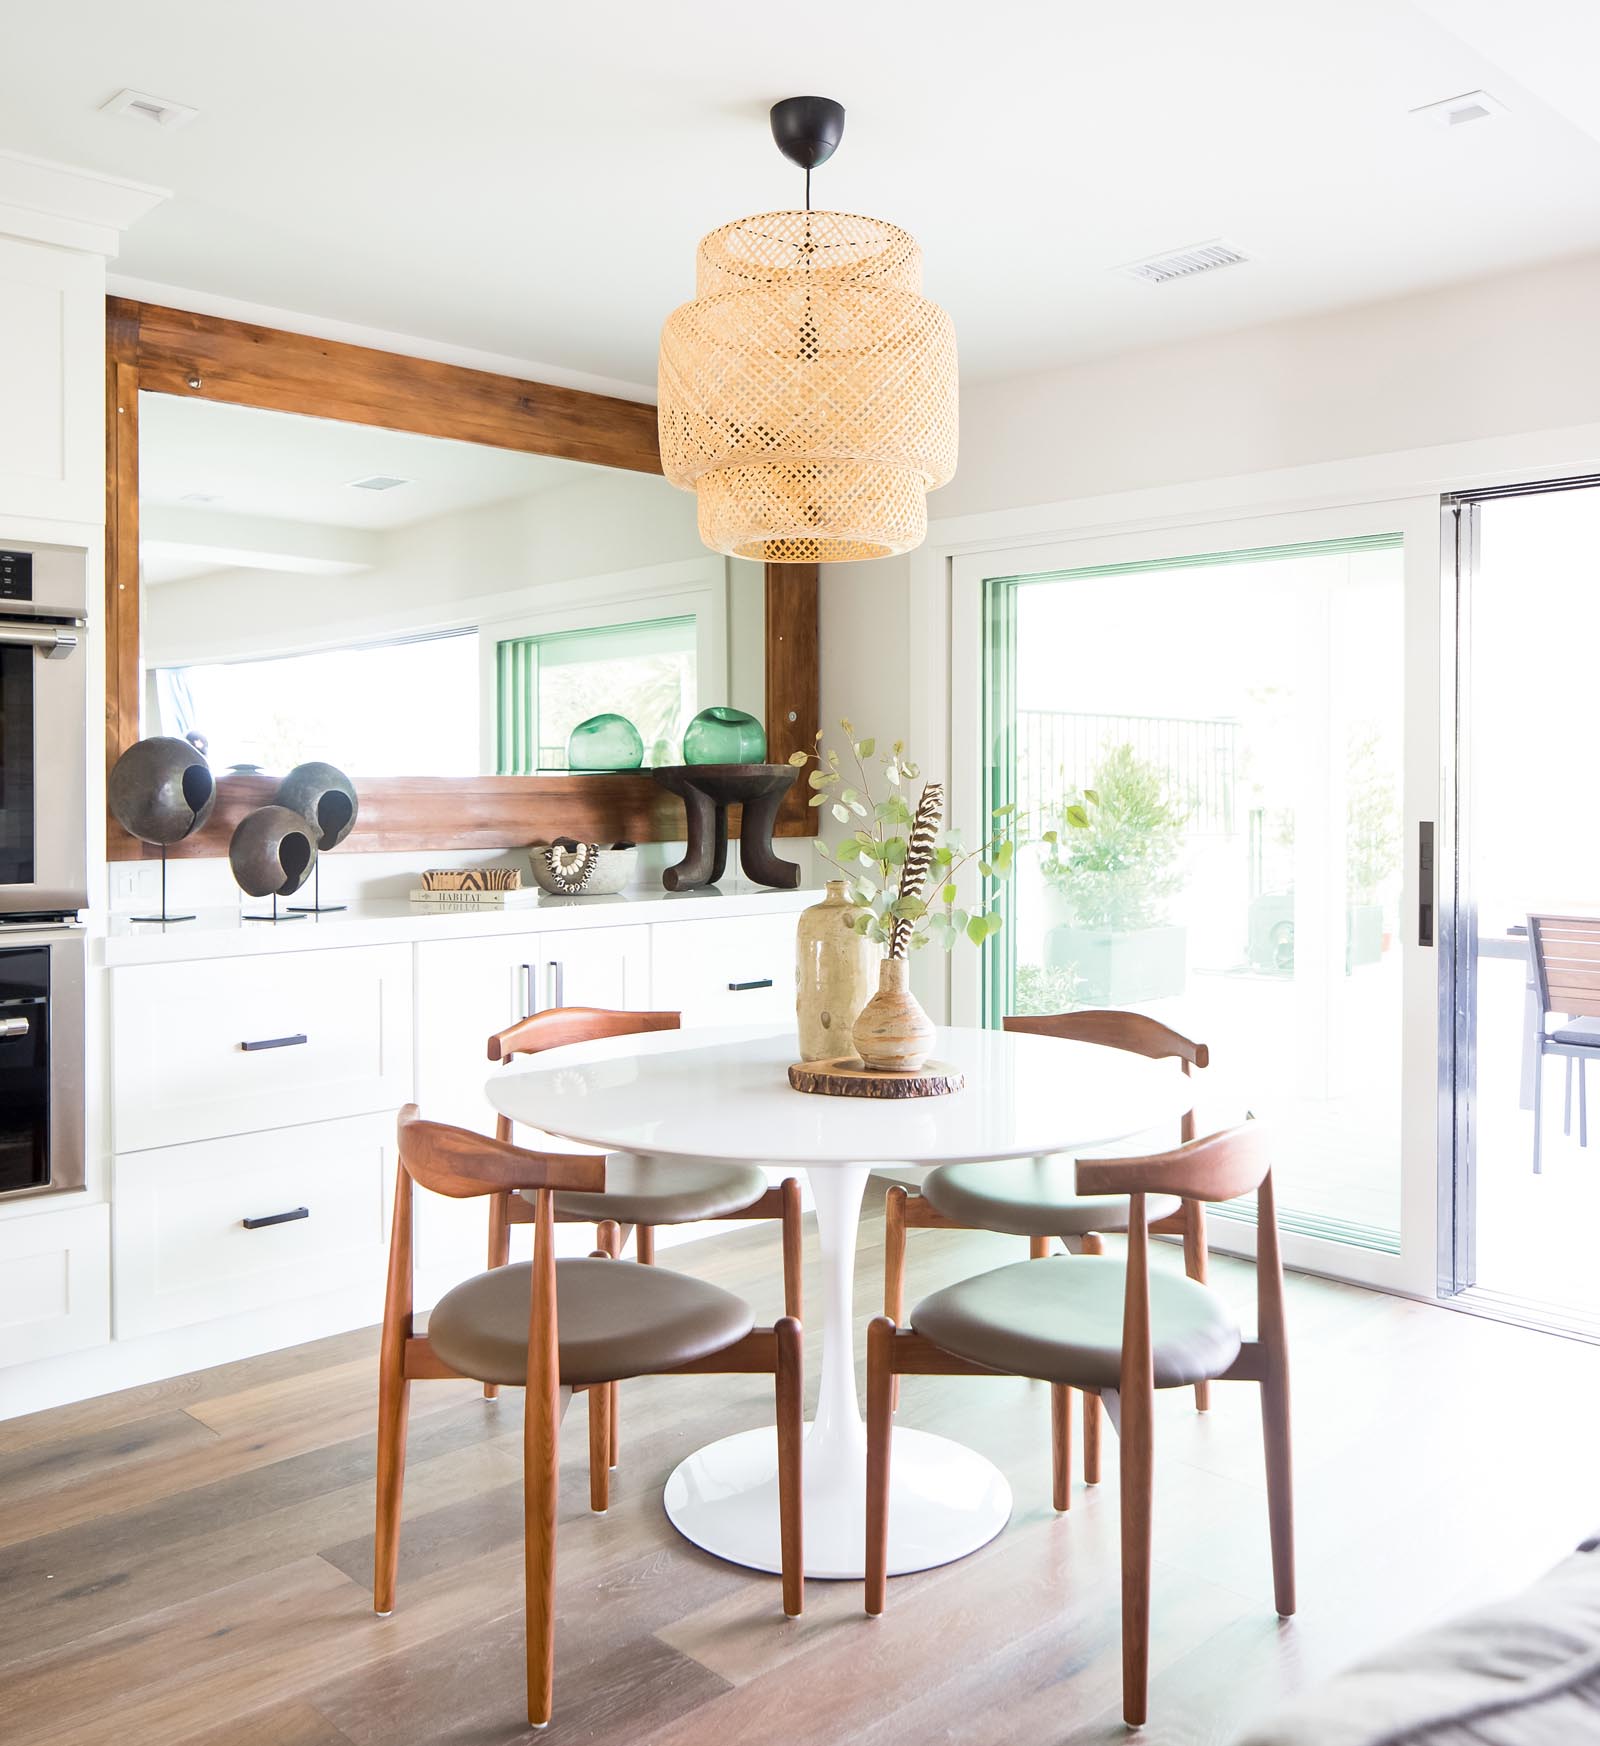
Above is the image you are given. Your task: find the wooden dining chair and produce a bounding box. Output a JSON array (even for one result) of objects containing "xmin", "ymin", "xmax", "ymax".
[
  {"xmin": 378, "ymin": 1106, "xmax": 803, "ymax": 1729},
  {"xmin": 866, "ymin": 1120, "xmax": 1292, "ymax": 1728},
  {"xmin": 1527, "ymin": 914, "xmax": 1600, "ymax": 1173},
  {"xmin": 484, "ymin": 1006, "xmax": 803, "ymax": 1487},
  {"xmin": 884, "ymin": 1009, "xmax": 1209, "ymax": 1501}
]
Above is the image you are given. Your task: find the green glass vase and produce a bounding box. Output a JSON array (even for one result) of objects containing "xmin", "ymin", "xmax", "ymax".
[
  {"xmin": 567, "ymin": 713, "xmax": 644, "ymax": 771},
  {"xmin": 683, "ymin": 706, "xmax": 766, "ymax": 765}
]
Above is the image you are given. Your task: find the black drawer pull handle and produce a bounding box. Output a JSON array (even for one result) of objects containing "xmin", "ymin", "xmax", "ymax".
[
  {"xmin": 239, "ymin": 1033, "xmax": 308, "ymax": 1052},
  {"xmin": 728, "ymin": 978, "xmax": 774, "ymax": 991},
  {"xmin": 242, "ymin": 1206, "xmax": 309, "ymax": 1231}
]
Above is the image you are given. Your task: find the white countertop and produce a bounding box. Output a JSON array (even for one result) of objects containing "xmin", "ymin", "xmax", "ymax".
[{"xmin": 100, "ymin": 884, "xmax": 816, "ymax": 966}]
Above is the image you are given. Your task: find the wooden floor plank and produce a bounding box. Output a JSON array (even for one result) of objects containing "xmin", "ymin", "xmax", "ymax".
[{"xmin": 3, "ymin": 1194, "xmax": 1600, "ymax": 1745}]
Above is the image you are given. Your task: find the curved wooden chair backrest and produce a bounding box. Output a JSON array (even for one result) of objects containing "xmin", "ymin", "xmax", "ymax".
[
  {"xmin": 1005, "ymin": 1008, "xmax": 1207, "ymax": 1141},
  {"xmin": 1075, "ymin": 1121, "xmax": 1265, "ymax": 1205},
  {"xmin": 396, "ymin": 1104, "xmax": 607, "ymax": 1199},
  {"xmin": 1003, "ymin": 1008, "xmax": 1208, "ymax": 1069},
  {"xmin": 488, "ymin": 1006, "xmax": 681, "ymax": 1063}
]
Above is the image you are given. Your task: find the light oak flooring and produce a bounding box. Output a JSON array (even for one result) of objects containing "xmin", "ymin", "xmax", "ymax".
[{"xmin": 4, "ymin": 1196, "xmax": 1600, "ymax": 1746}]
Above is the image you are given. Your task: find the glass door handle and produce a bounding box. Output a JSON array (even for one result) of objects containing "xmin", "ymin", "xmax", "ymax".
[{"xmin": 1418, "ymin": 821, "xmax": 1435, "ymax": 948}]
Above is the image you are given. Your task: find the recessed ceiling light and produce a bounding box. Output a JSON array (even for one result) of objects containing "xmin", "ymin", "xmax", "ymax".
[
  {"xmin": 1118, "ymin": 240, "xmax": 1251, "ymax": 287},
  {"xmin": 100, "ymin": 88, "xmax": 199, "ymax": 130},
  {"xmin": 1410, "ymin": 89, "xmax": 1508, "ymax": 129},
  {"xmin": 347, "ymin": 475, "xmax": 410, "ymax": 492}
]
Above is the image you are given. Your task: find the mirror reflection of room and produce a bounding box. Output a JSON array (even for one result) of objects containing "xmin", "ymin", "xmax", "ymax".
[{"xmin": 137, "ymin": 394, "xmax": 764, "ymax": 778}]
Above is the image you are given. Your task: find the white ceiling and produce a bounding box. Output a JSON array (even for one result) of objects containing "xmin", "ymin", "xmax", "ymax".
[{"xmin": 7, "ymin": 0, "xmax": 1600, "ymax": 391}]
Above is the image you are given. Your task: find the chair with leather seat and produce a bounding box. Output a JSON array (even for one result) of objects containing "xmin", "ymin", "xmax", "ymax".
[
  {"xmin": 377, "ymin": 1106, "xmax": 803, "ymax": 1730},
  {"xmin": 484, "ymin": 1006, "xmax": 803, "ymax": 1494},
  {"xmin": 883, "ymin": 1009, "xmax": 1209, "ymax": 1504},
  {"xmin": 865, "ymin": 1120, "xmax": 1292, "ymax": 1729}
]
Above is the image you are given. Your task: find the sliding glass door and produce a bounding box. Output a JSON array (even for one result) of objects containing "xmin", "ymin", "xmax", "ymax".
[
  {"xmin": 952, "ymin": 503, "xmax": 1442, "ymax": 1291},
  {"xmin": 1446, "ymin": 479, "xmax": 1600, "ymax": 1332}
]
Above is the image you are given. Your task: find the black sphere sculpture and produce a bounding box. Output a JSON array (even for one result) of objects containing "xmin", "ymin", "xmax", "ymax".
[
  {"xmin": 230, "ymin": 805, "xmax": 317, "ymax": 922},
  {"xmin": 108, "ymin": 736, "xmax": 217, "ymax": 923},
  {"xmin": 275, "ymin": 761, "xmax": 358, "ymax": 914}
]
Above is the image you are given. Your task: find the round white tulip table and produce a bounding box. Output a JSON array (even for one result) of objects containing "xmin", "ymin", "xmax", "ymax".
[{"xmin": 486, "ymin": 1023, "xmax": 1192, "ymax": 1580}]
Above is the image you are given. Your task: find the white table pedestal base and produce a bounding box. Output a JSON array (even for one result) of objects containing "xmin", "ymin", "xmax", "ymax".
[
  {"xmin": 663, "ymin": 1160, "xmax": 1012, "ymax": 1580},
  {"xmin": 663, "ymin": 1421, "xmax": 1012, "ymax": 1579}
]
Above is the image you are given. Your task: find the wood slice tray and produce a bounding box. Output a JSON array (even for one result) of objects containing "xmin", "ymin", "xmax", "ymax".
[{"xmin": 788, "ymin": 1057, "xmax": 965, "ymax": 1099}]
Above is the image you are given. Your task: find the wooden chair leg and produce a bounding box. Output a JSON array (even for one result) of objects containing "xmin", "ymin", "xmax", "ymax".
[
  {"xmin": 1082, "ymin": 1231, "xmax": 1104, "ymax": 1483},
  {"xmin": 587, "ymin": 1385, "xmax": 610, "ymax": 1513},
  {"xmin": 780, "ymin": 1176, "xmax": 804, "ymax": 1322},
  {"xmin": 592, "ymin": 1221, "xmax": 623, "ymax": 1471},
  {"xmin": 775, "ymin": 1315, "xmax": 805, "ymax": 1617},
  {"xmin": 1261, "ymin": 1372, "xmax": 1296, "ymax": 1617},
  {"xmin": 1182, "ymin": 1200, "xmax": 1211, "ymax": 1413},
  {"xmin": 483, "ymin": 1191, "xmax": 513, "ymax": 1400},
  {"xmin": 884, "ymin": 1186, "xmax": 908, "ymax": 1412},
  {"xmin": 635, "ymin": 1224, "xmax": 655, "ymax": 1265},
  {"xmin": 865, "ymin": 1316, "xmax": 895, "ymax": 1616},
  {"xmin": 373, "ymin": 1347, "xmax": 409, "ymax": 1616},
  {"xmin": 1029, "ymin": 1233, "xmax": 1051, "ymax": 1260},
  {"xmin": 1119, "ymin": 1388, "xmax": 1154, "ymax": 1728},
  {"xmin": 1051, "ymin": 1383, "xmax": 1073, "ymax": 1511}
]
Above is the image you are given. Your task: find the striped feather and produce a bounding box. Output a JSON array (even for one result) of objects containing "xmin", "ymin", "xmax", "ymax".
[{"xmin": 889, "ymin": 781, "xmax": 943, "ymax": 958}]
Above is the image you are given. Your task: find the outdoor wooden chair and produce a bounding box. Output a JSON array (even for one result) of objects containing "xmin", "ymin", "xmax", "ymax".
[
  {"xmin": 883, "ymin": 1009, "xmax": 1209, "ymax": 1504},
  {"xmin": 1528, "ymin": 914, "xmax": 1600, "ymax": 1172},
  {"xmin": 484, "ymin": 1006, "xmax": 803, "ymax": 1491},
  {"xmin": 866, "ymin": 1120, "xmax": 1292, "ymax": 1728},
  {"xmin": 377, "ymin": 1106, "xmax": 803, "ymax": 1728}
]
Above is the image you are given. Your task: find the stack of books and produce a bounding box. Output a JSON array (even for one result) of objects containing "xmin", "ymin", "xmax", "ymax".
[{"xmin": 409, "ymin": 868, "xmax": 540, "ymax": 909}]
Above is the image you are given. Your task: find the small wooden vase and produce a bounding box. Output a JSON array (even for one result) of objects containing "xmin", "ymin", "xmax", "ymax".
[{"xmin": 852, "ymin": 957, "xmax": 935, "ymax": 1073}]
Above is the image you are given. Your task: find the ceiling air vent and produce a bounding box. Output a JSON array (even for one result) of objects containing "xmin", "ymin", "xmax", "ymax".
[
  {"xmin": 1120, "ymin": 241, "xmax": 1251, "ymax": 287},
  {"xmin": 347, "ymin": 475, "xmax": 410, "ymax": 492},
  {"xmin": 100, "ymin": 88, "xmax": 199, "ymax": 130},
  {"xmin": 1410, "ymin": 89, "xmax": 1508, "ymax": 129}
]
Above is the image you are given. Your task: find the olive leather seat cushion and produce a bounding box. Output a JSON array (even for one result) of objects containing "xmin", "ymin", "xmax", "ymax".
[
  {"xmin": 922, "ymin": 1157, "xmax": 1181, "ymax": 1238},
  {"xmin": 1233, "ymin": 1539, "xmax": 1600, "ymax": 1746},
  {"xmin": 544, "ymin": 1156, "xmax": 769, "ymax": 1226},
  {"xmin": 426, "ymin": 1258, "xmax": 754, "ymax": 1387},
  {"xmin": 912, "ymin": 1255, "xmax": 1241, "ymax": 1390}
]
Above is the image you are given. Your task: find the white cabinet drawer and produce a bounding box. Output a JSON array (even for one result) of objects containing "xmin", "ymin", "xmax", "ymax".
[
  {"xmin": 111, "ymin": 944, "xmax": 413, "ymax": 1151},
  {"xmin": 650, "ymin": 913, "xmax": 797, "ymax": 1028},
  {"xmin": 0, "ymin": 1202, "xmax": 110, "ymax": 1370},
  {"xmin": 113, "ymin": 1114, "xmax": 394, "ymax": 1338}
]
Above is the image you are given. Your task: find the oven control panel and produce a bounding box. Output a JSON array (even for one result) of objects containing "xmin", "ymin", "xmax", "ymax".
[{"xmin": 0, "ymin": 551, "xmax": 33, "ymax": 603}]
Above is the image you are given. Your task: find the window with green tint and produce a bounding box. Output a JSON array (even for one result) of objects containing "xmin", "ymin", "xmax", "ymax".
[
  {"xmin": 496, "ymin": 616, "xmax": 696, "ymax": 772},
  {"xmin": 982, "ymin": 532, "xmax": 1407, "ymax": 1254}
]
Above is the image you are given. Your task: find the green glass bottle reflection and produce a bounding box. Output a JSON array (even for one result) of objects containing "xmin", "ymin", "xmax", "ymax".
[
  {"xmin": 567, "ymin": 713, "xmax": 644, "ymax": 771},
  {"xmin": 683, "ymin": 706, "xmax": 766, "ymax": 765}
]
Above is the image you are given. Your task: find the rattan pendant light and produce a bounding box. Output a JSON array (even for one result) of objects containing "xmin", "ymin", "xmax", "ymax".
[{"xmin": 658, "ymin": 96, "xmax": 957, "ymax": 563}]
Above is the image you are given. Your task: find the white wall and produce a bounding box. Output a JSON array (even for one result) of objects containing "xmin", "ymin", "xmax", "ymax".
[{"xmin": 938, "ymin": 250, "xmax": 1600, "ymax": 522}]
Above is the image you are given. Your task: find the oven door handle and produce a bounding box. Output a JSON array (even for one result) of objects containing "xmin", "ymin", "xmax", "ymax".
[{"xmin": 0, "ymin": 624, "xmax": 79, "ymax": 659}]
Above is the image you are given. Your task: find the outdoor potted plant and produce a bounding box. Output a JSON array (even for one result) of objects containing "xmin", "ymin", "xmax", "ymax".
[
  {"xmin": 790, "ymin": 725, "xmax": 1017, "ymax": 1071},
  {"xmin": 1039, "ymin": 742, "xmax": 1189, "ymax": 1005},
  {"xmin": 1345, "ymin": 724, "xmax": 1400, "ymax": 967}
]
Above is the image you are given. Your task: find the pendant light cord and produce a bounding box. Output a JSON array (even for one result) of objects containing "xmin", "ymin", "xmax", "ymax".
[{"xmin": 805, "ymin": 166, "xmax": 811, "ymax": 212}]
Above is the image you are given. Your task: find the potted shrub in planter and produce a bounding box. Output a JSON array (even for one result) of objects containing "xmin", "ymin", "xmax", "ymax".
[
  {"xmin": 1345, "ymin": 724, "xmax": 1399, "ymax": 969},
  {"xmin": 1040, "ymin": 743, "xmax": 1188, "ymax": 1005}
]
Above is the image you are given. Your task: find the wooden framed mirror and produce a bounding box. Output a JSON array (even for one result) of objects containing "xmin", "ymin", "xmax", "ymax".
[{"xmin": 104, "ymin": 299, "xmax": 819, "ymax": 860}]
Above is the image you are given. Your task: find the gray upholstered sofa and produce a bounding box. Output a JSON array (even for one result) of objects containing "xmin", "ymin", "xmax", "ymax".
[{"xmin": 1237, "ymin": 1537, "xmax": 1600, "ymax": 1745}]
